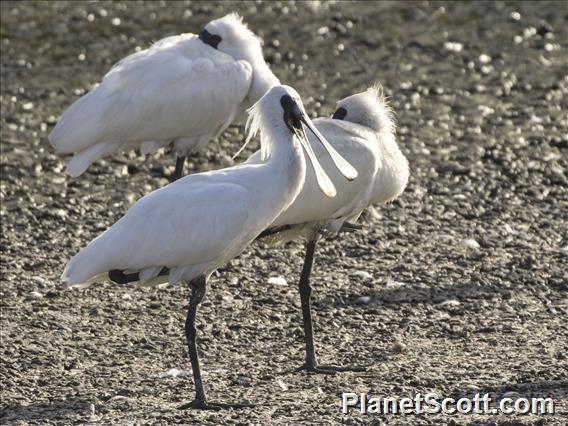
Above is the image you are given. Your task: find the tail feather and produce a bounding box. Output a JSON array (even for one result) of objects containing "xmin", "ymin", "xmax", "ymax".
[
  {"xmin": 62, "ymin": 230, "xmax": 118, "ymax": 286},
  {"xmin": 65, "ymin": 143, "xmax": 114, "ymax": 177},
  {"xmin": 48, "ymin": 89, "xmax": 107, "ymax": 154}
]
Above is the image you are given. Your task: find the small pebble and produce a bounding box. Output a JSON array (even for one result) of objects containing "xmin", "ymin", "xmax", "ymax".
[
  {"xmin": 461, "ymin": 239, "xmax": 481, "ymax": 249},
  {"xmin": 444, "ymin": 41, "xmax": 463, "ymax": 52},
  {"xmin": 31, "ymin": 276, "xmax": 47, "ymax": 287},
  {"xmin": 268, "ymin": 276, "xmax": 287, "ymax": 286},
  {"xmin": 385, "ymin": 278, "xmax": 405, "ymax": 288},
  {"xmin": 352, "ymin": 270, "xmax": 372, "ymax": 280},
  {"xmin": 113, "ymin": 165, "xmax": 128, "ymax": 177},
  {"xmin": 155, "ymin": 368, "xmax": 191, "ymax": 378},
  {"xmin": 438, "ymin": 299, "xmax": 461, "ymax": 307},
  {"xmin": 392, "ymin": 341, "xmax": 407, "ymax": 354}
]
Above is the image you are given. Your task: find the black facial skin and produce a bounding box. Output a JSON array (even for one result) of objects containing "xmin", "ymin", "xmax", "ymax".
[
  {"xmin": 280, "ymin": 95, "xmax": 303, "ymax": 132},
  {"xmin": 199, "ymin": 29, "xmax": 222, "ymax": 49},
  {"xmin": 332, "ymin": 107, "xmax": 347, "ymax": 120}
]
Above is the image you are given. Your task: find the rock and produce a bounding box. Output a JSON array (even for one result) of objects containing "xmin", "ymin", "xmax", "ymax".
[
  {"xmin": 461, "ymin": 239, "xmax": 481, "ymax": 249},
  {"xmin": 268, "ymin": 276, "xmax": 287, "ymax": 286},
  {"xmin": 352, "ymin": 270, "xmax": 372, "ymax": 280},
  {"xmin": 154, "ymin": 368, "xmax": 192, "ymax": 378},
  {"xmin": 355, "ymin": 295, "xmax": 371, "ymax": 304},
  {"xmin": 444, "ymin": 41, "xmax": 463, "ymax": 52},
  {"xmin": 392, "ymin": 341, "xmax": 407, "ymax": 354},
  {"xmin": 31, "ymin": 276, "xmax": 48, "ymax": 287},
  {"xmin": 438, "ymin": 299, "xmax": 461, "ymax": 307}
]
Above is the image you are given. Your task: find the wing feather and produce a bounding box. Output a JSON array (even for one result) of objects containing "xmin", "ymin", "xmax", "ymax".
[
  {"xmin": 49, "ymin": 36, "xmax": 253, "ymax": 156},
  {"xmin": 63, "ymin": 177, "xmax": 254, "ymax": 285}
]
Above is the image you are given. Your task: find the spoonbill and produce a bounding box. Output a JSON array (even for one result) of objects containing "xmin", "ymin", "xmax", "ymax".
[
  {"xmin": 250, "ymin": 85, "xmax": 409, "ymax": 373},
  {"xmin": 62, "ymin": 85, "xmax": 357, "ymax": 410},
  {"xmin": 49, "ymin": 13, "xmax": 279, "ymax": 180}
]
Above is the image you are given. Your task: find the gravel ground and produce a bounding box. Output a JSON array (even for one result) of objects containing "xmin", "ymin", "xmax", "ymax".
[{"xmin": 1, "ymin": 1, "xmax": 567, "ymax": 424}]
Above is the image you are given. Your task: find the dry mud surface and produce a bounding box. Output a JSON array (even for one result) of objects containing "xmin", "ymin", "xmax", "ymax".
[{"xmin": 1, "ymin": 1, "xmax": 567, "ymax": 424}]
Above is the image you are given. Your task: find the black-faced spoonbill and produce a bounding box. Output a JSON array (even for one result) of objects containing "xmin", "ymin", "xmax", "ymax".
[
  {"xmin": 49, "ymin": 13, "xmax": 279, "ymax": 180},
  {"xmin": 251, "ymin": 86, "xmax": 409, "ymax": 373},
  {"xmin": 62, "ymin": 85, "xmax": 357, "ymax": 410}
]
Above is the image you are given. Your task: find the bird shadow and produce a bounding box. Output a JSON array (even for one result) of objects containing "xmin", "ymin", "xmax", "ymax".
[
  {"xmin": 0, "ymin": 397, "xmax": 94, "ymax": 424},
  {"xmin": 318, "ymin": 278, "xmax": 508, "ymax": 309}
]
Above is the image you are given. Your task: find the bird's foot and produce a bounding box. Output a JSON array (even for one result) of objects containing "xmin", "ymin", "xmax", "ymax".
[
  {"xmin": 340, "ymin": 221, "xmax": 364, "ymax": 233},
  {"xmin": 297, "ymin": 362, "xmax": 367, "ymax": 374},
  {"xmin": 178, "ymin": 399, "xmax": 254, "ymax": 411},
  {"xmin": 319, "ymin": 222, "xmax": 364, "ymax": 239}
]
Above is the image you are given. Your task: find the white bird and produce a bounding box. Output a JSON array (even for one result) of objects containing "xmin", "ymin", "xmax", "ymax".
[
  {"xmin": 62, "ymin": 85, "xmax": 357, "ymax": 410},
  {"xmin": 249, "ymin": 85, "xmax": 409, "ymax": 373},
  {"xmin": 49, "ymin": 13, "xmax": 280, "ymax": 180}
]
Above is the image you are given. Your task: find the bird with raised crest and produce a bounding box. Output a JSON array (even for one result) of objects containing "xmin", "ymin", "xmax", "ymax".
[
  {"xmin": 61, "ymin": 85, "xmax": 357, "ymax": 410},
  {"xmin": 250, "ymin": 85, "xmax": 409, "ymax": 373}
]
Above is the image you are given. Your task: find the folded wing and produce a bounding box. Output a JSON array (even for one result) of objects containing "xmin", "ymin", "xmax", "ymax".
[
  {"xmin": 49, "ymin": 36, "xmax": 253, "ymax": 169},
  {"xmin": 63, "ymin": 177, "xmax": 254, "ymax": 286}
]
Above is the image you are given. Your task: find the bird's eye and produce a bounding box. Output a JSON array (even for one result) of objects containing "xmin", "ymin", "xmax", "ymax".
[{"xmin": 332, "ymin": 107, "xmax": 347, "ymax": 120}]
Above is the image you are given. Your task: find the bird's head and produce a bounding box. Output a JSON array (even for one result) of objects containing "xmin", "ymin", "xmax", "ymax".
[
  {"xmin": 201, "ymin": 13, "xmax": 263, "ymax": 62},
  {"xmin": 243, "ymin": 85, "xmax": 357, "ymax": 198},
  {"xmin": 332, "ymin": 84, "xmax": 395, "ymax": 134}
]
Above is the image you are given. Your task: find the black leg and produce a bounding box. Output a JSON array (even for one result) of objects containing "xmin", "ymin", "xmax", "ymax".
[
  {"xmin": 171, "ymin": 156, "xmax": 186, "ymax": 181},
  {"xmin": 299, "ymin": 235, "xmax": 319, "ymax": 370},
  {"xmin": 179, "ymin": 275, "xmax": 254, "ymax": 410},
  {"xmin": 297, "ymin": 234, "xmax": 366, "ymax": 374},
  {"xmin": 182, "ymin": 275, "xmax": 208, "ymax": 407}
]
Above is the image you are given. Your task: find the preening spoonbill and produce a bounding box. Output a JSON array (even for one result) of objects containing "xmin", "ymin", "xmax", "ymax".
[
  {"xmin": 251, "ymin": 86, "xmax": 409, "ymax": 373},
  {"xmin": 62, "ymin": 85, "xmax": 357, "ymax": 410},
  {"xmin": 49, "ymin": 13, "xmax": 279, "ymax": 180}
]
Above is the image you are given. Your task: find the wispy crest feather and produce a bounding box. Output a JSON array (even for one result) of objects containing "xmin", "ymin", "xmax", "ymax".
[
  {"xmin": 223, "ymin": 12, "xmax": 264, "ymax": 46},
  {"xmin": 366, "ymin": 82, "xmax": 396, "ymax": 135},
  {"xmin": 209, "ymin": 12, "xmax": 264, "ymax": 54},
  {"xmin": 232, "ymin": 98, "xmax": 263, "ymax": 159},
  {"xmin": 336, "ymin": 83, "xmax": 396, "ymax": 135}
]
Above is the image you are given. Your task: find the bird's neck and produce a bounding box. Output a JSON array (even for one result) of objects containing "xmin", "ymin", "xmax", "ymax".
[
  {"xmin": 247, "ymin": 60, "xmax": 280, "ymax": 105},
  {"xmin": 259, "ymin": 122, "xmax": 306, "ymax": 205},
  {"xmin": 372, "ymin": 133, "xmax": 409, "ymax": 204}
]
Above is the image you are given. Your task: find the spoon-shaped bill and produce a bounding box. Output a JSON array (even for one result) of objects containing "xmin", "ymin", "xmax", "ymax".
[
  {"xmin": 300, "ymin": 116, "xmax": 358, "ymax": 181},
  {"xmin": 295, "ymin": 127, "xmax": 338, "ymax": 198}
]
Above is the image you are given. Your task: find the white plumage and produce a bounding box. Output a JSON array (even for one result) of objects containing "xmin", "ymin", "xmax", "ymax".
[
  {"xmin": 248, "ymin": 85, "xmax": 409, "ymax": 373},
  {"xmin": 49, "ymin": 13, "xmax": 279, "ymax": 178},
  {"xmin": 61, "ymin": 85, "xmax": 357, "ymax": 409},
  {"xmin": 62, "ymin": 85, "xmax": 353, "ymax": 288},
  {"xmin": 252, "ymin": 85, "xmax": 409, "ymax": 243}
]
